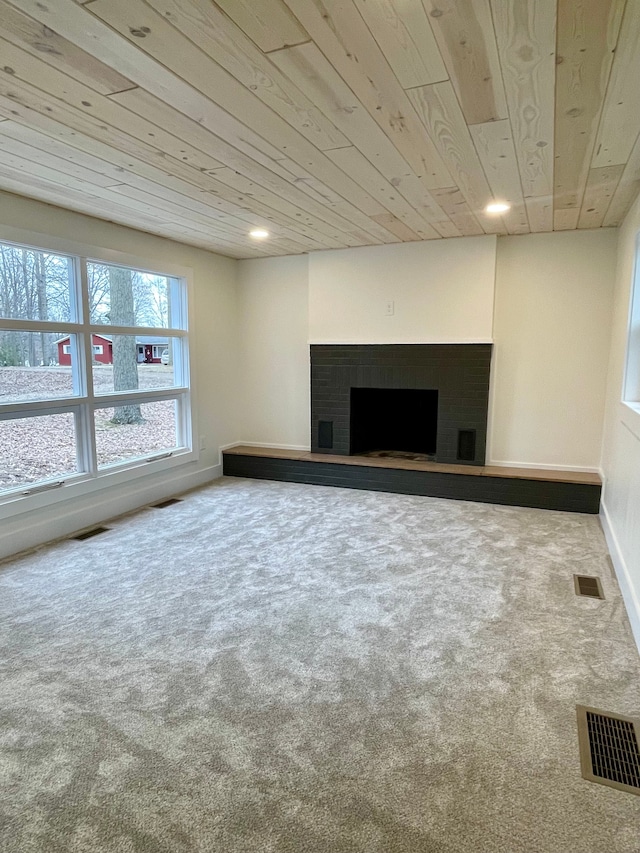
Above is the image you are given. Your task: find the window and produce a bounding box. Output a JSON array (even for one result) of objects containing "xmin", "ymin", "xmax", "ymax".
[{"xmin": 0, "ymin": 240, "xmax": 192, "ymax": 498}]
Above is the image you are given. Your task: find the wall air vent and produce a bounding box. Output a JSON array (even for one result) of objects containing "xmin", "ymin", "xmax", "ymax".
[
  {"xmin": 457, "ymin": 429, "xmax": 476, "ymax": 462},
  {"xmin": 318, "ymin": 420, "xmax": 334, "ymax": 449}
]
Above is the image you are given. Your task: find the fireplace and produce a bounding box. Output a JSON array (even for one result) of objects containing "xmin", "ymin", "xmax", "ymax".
[
  {"xmin": 311, "ymin": 344, "xmax": 492, "ymax": 466},
  {"xmin": 350, "ymin": 388, "xmax": 438, "ymax": 459}
]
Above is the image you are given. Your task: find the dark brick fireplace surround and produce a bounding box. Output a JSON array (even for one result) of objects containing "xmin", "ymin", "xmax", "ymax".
[
  {"xmin": 311, "ymin": 344, "xmax": 492, "ymax": 465},
  {"xmin": 223, "ymin": 341, "xmax": 602, "ymax": 514}
]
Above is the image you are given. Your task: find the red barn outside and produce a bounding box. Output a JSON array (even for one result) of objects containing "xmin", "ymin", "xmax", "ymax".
[{"xmin": 55, "ymin": 334, "xmax": 168, "ymax": 366}]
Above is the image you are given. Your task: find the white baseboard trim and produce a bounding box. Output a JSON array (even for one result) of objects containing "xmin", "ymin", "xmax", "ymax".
[
  {"xmin": 487, "ymin": 459, "xmax": 601, "ymax": 474},
  {"xmin": 600, "ymin": 499, "xmax": 640, "ymax": 656},
  {"xmin": 0, "ymin": 463, "xmax": 222, "ymax": 564}
]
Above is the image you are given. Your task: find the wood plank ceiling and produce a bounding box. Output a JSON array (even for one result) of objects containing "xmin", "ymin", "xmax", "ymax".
[{"xmin": 0, "ymin": 0, "xmax": 637, "ymax": 259}]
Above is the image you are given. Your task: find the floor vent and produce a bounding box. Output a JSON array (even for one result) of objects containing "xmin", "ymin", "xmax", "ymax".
[
  {"xmin": 152, "ymin": 498, "xmax": 182, "ymax": 508},
  {"xmin": 577, "ymin": 705, "xmax": 640, "ymax": 795},
  {"xmin": 73, "ymin": 526, "xmax": 109, "ymax": 541},
  {"xmin": 573, "ymin": 574, "xmax": 604, "ymax": 599}
]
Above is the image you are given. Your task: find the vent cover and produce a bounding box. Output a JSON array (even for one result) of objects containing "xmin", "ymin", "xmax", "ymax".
[
  {"xmin": 152, "ymin": 498, "xmax": 182, "ymax": 508},
  {"xmin": 318, "ymin": 420, "xmax": 334, "ymax": 449},
  {"xmin": 73, "ymin": 526, "xmax": 109, "ymax": 541},
  {"xmin": 577, "ymin": 705, "xmax": 640, "ymax": 795},
  {"xmin": 574, "ymin": 574, "xmax": 605, "ymax": 599},
  {"xmin": 457, "ymin": 429, "xmax": 476, "ymax": 462}
]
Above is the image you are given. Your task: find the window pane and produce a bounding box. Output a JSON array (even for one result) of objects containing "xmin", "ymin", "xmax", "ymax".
[
  {"xmin": 0, "ymin": 331, "xmax": 75, "ymax": 402},
  {"xmin": 94, "ymin": 399, "xmax": 181, "ymax": 468},
  {"xmin": 0, "ymin": 413, "xmax": 78, "ymax": 490},
  {"xmin": 0, "ymin": 242, "xmax": 73, "ymax": 322},
  {"xmin": 87, "ymin": 262, "xmax": 175, "ymax": 328},
  {"xmin": 92, "ymin": 335, "xmax": 182, "ymax": 395}
]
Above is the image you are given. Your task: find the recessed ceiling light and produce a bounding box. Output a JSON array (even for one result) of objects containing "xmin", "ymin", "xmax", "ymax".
[
  {"xmin": 249, "ymin": 228, "xmax": 269, "ymax": 239},
  {"xmin": 485, "ymin": 201, "xmax": 511, "ymax": 214}
]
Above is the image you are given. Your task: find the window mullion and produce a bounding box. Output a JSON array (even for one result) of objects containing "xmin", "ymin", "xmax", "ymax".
[
  {"xmin": 86, "ymin": 324, "xmax": 187, "ymax": 338},
  {"xmin": 176, "ymin": 392, "xmax": 192, "ymax": 450},
  {"xmin": 76, "ymin": 258, "xmax": 98, "ymax": 475},
  {"xmin": 91, "ymin": 388, "xmax": 188, "ymax": 407},
  {"xmin": 0, "ymin": 319, "xmax": 82, "ymax": 334},
  {"xmin": 0, "ymin": 400, "xmax": 82, "ymax": 419}
]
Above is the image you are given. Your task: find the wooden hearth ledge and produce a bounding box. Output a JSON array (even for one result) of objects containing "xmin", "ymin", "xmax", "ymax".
[{"xmin": 224, "ymin": 446, "xmax": 601, "ymax": 486}]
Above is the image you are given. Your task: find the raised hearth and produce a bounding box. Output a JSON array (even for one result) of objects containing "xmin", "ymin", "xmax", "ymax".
[{"xmin": 223, "ymin": 446, "xmax": 602, "ymax": 514}]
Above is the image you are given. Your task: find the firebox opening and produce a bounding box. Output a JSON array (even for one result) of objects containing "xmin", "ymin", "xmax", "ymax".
[{"xmin": 350, "ymin": 388, "xmax": 438, "ymax": 459}]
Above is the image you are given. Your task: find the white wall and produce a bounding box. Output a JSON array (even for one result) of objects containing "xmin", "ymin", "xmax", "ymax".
[
  {"xmin": 0, "ymin": 191, "xmax": 238, "ymax": 558},
  {"xmin": 309, "ymin": 236, "xmax": 496, "ymax": 343},
  {"xmin": 489, "ymin": 230, "xmax": 617, "ymax": 470},
  {"xmin": 235, "ymin": 231, "xmax": 616, "ymax": 470},
  {"xmin": 601, "ymin": 193, "xmax": 640, "ymax": 651},
  {"xmin": 237, "ymin": 255, "xmax": 310, "ymax": 448}
]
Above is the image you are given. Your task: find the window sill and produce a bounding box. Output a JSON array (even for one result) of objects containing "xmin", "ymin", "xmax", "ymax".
[{"xmin": 621, "ymin": 401, "xmax": 640, "ymax": 441}]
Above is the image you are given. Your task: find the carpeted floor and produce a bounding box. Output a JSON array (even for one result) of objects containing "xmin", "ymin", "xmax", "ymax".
[{"xmin": 1, "ymin": 477, "xmax": 639, "ymax": 852}]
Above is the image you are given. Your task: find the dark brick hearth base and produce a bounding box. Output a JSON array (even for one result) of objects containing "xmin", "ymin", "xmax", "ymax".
[{"xmin": 223, "ymin": 447, "xmax": 602, "ymax": 514}]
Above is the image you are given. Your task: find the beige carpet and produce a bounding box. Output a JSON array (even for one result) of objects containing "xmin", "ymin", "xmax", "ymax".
[{"xmin": 1, "ymin": 477, "xmax": 639, "ymax": 852}]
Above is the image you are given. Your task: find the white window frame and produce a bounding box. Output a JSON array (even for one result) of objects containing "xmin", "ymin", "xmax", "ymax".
[
  {"xmin": 623, "ymin": 233, "xmax": 640, "ymax": 414},
  {"xmin": 92, "ymin": 344, "xmax": 103, "ymax": 355},
  {"xmin": 0, "ymin": 228, "xmax": 198, "ymax": 518},
  {"xmin": 62, "ymin": 344, "xmax": 71, "ymax": 355}
]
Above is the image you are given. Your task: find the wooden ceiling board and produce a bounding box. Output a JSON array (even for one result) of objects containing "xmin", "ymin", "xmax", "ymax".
[
  {"xmin": 207, "ymin": 167, "xmax": 365, "ymax": 248},
  {"xmin": 88, "ymin": 0, "xmax": 343, "ymax": 159},
  {"xmin": 0, "ymin": 0, "xmax": 135, "ymax": 96},
  {"xmin": 469, "ymin": 119, "xmax": 529, "ymax": 234},
  {"xmin": 0, "ymin": 0, "xmax": 638, "ymax": 258},
  {"xmin": 105, "ymin": 95, "xmax": 397, "ymax": 248},
  {"xmin": 107, "ymin": 87, "xmax": 388, "ymax": 236},
  {"xmin": 553, "ymin": 207, "xmax": 580, "ymax": 231},
  {"xmin": 352, "ymin": 0, "xmax": 447, "ymax": 89},
  {"xmin": 0, "ymin": 149, "xmax": 249, "ymax": 250},
  {"xmin": 72, "ymin": 4, "xmax": 401, "ymax": 243},
  {"xmin": 212, "ymin": 0, "xmax": 309, "ymax": 53},
  {"xmin": 604, "ymin": 132, "xmax": 640, "ymax": 227},
  {"xmin": 269, "ymin": 41, "xmax": 456, "ymax": 240},
  {"xmin": 422, "ymin": 0, "xmax": 508, "ymax": 125},
  {"xmin": 431, "ymin": 186, "xmax": 485, "ymax": 236},
  {"xmin": 592, "ymin": 1, "xmax": 640, "ymax": 168},
  {"xmin": 577, "ymin": 165, "xmax": 624, "ymax": 229},
  {"xmin": 271, "ymin": 43, "xmax": 429, "ymax": 197},
  {"xmin": 326, "ymin": 145, "xmax": 440, "ymax": 240},
  {"xmin": 139, "ymin": 0, "xmax": 351, "ymax": 152},
  {"xmin": 490, "ymin": 0, "xmax": 557, "ymax": 233},
  {"xmin": 407, "ymin": 81, "xmax": 505, "ymax": 234},
  {"xmin": 281, "ymin": 0, "xmax": 454, "ymax": 188},
  {"xmin": 0, "ymin": 73, "xmax": 215, "ymax": 198},
  {"xmin": 554, "ymin": 0, "xmax": 625, "ymax": 219}
]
